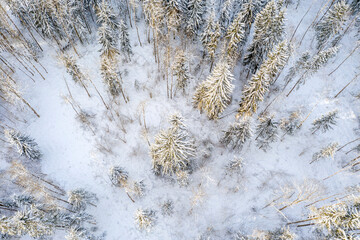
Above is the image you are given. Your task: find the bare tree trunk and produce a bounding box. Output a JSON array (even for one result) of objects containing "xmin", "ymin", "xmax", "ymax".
[
  {"xmin": 329, "ymin": 44, "xmax": 360, "ymax": 76},
  {"xmin": 334, "ymin": 73, "xmax": 360, "ymax": 98}
]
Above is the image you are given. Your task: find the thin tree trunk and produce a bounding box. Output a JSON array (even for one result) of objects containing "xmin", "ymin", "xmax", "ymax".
[
  {"xmin": 11, "ymin": 90, "xmax": 40, "ymax": 118},
  {"xmin": 337, "ymin": 137, "xmax": 360, "ymax": 152},
  {"xmin": 334, "ymin": 73, "xmax": 360, "ymax": 98},
  {"xmin": 329, "ymin": 44, "xmax": 360, "ymax": 76},
  {"xmin": 299, "ymin": 0, "xmax": 333, "ymax": 46}
]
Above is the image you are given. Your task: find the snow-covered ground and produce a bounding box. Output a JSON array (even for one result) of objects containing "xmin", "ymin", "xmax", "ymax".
[{"xmin": 1, "ymin": 0, "xmax": 360, "ymax": 239}]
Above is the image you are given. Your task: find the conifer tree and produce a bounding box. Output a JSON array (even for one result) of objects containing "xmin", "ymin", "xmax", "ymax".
[
  {"xmin": 225, "ymin": 12, "xmax": 245, "ymax": 61},
  {"xmin": 4, "ymin": 129, "xmax": 41, "ymax": 160},
  {"xmin": 243, "ymin": 0, "xmax": 286, "ymax": 73},
  {"xmin": 310, "ymin": 196, "xmax": 360, "ymax": 239},
  {"xmin": 193, "ymin": 61, "xmax": 234, "ymax": 119},
  {"xmin": 0, "ymin": 210, "xmax": 53, "ymax": 238},
  {"xmin": 201, "ymin": 10, "xmax": 221, "ymax": 64},
  {"xmin": 315, "ymin": 1, "xmax": 350, "ymax": 49},
  {"xmin": 225, "ymin": 157, "xmax": 244, "ymax": 176},
  {"xmin": 238, "ymin": 0, "xmax": 264, "ymax": 35},
  {"xmin": 237, "ymin": 40, "xmax": 290, "ymax": 118},
  {"xmin": 185, "ymin": 0, "xmax": 205, "ymax": 38},
  {"xmin": 97, "ymin": 0, "xmax": 120, "ymax": 59},
  {"xmin": 165, "ymin": 0, "xmax": 183, "ymax": 34},
  {"xmin": 222, "ymin": 118, "xmax": 252, "ymax": 150},
  {"xmin": 109, "ymin": 166, "xmax": 129, "ymax": 187},
  {"xmin": 219, "ymin": 0, "xmax": 234, "ymax": 32},
  {"xmin": 287, "ymin": 46, "xmax": 339, "ymax": 96},
  {"xmin": 311, "ymin": 142, "xmax": 339, "ymax": 164},
  {"xmin": 100, "ymin": 56, "xmax": 126, "ymax": 100},
  {"xmin": 119, "ymin": 19, "xmax": 132, "ymax": 61},
  {"xmin": 150, "ymin": 114, "xmax": 196, "ymax": 176},
  {"xmin": 255, "ymin": 114, "xmax": 278, "ymax": 151},
  {"xmin": 311, "ymin": 110, "xmax": 338, "ymax": 134},
  {"xmin": 280, "ymin": 111, "xmax": 301, "ymax": 136},
  {"xmin": 172, "ymin": 50, "xmax": 190, "ymax": 93},
  {"xmin": 68, "ymin": 189, "xmax": 98, "ymax": 211},
  {"xmin": 283, "ymin": 51, "xmax": 311, "ymax": 87},
  {"xmin": 135, "ymin": 209, "xmax": 156, "ymax": 231},
  {"xmin": 60, "ymin": 54, "xmax": 91, "ymax": 97}
]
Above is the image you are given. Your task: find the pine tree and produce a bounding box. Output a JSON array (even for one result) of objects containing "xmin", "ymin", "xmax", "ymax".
[
  {"xmin": 311, "ymin": 110, "xmax": 338, "ymax": 134},
  {"xmin": 243, "ymin": 0, "xmax": 286, "ymax": 73},
  {"xmin": 4, "ymin": 129, "xmax": 41, "ymax": 160},
  {"xmin": 219, "ymin": 0, "xmax": 234, "ymax": 32},
  {"xmin": 150, "ymin": 114, "xmax": 196, "ymax": 176},
  {"xmin": 161, "ymin": 200, "xmax": 174, "ymax": 216},
  {"xmin": 280, "ymin": 111, "xmax": 301, "ymax": 136},
  {"xmin": 60, "ymin": 0, "xmax": 89, "ymax": 43},
  {"xmin": 311, "ymin": 142, "xmax": 339, "ymax": 164},
  {"xmin": 225, "ymin": 11, "xmax": 245, "ymax": 60},
  {"xmin": 237, "ymin": 40, "xmax": 290, "ymax": 118},
  {"xmin": 315, "ymin": 1, "xmax": 350, "ymax": 49},
  {"xmin": 109, "ymin": 166, "xmax": 129, "ymax": 187},
  {"xmin": 310, "ymin": 196, "xmax": 360, "ymax": 239},
  {"xmin": 68, "ymin": 189, "xmax": 98, "ymax": 211},
  {"xmin": 135, "ymin": 209, "xmax": 156, "ymax": 231},
  {"xmin": 201, "ymin": 10, "xmax": 221, "ymax": 63},
  {"xmin": 119, "ymin": 19, "xmax": 132, "ymax": 61},
  {"xmin": 222, "ymin": 118, "xmax": 252, "ymax": 150},
  {"xmin": 193, "ymin": 61, "xmax": 234, "ymax": 119},
  {"xmin": 172, "ymin": 50, "xmax": 190, "ymax": 93},
  {"xmin": 283, "ymin": 51, "xmax": 311, "ymax": 86},
  {"xmin": 165, "ymin": 0, "xmax": 183, "ymax": 34},
  {"xmin": 287, "ymin": 46, "xmax": 339, "ymax": 96},
  {"xmin": 60, "ymin": 54, "xmax": 91, "ymax": 97},
  {"xmin": 185, "ymin": 0, "xmax": 206, "ymax": 38},
  {"xmin": 0, "ymin": 210, "xmax": 53, "ymax": 238},
  {"xmin": 100, "ymin": 56, "xmax": 125, "ymax": 99},
  {"xmin": 96, "ymin": 0, "xmax": 120, "ymax": 59},
  {"xmin": 238, "ymin": 0, "xmax": 264, "ymax": 35},
  {"xmin": 225, "ymin": 157, "xmax": 244, "ymax": 175},
  {"xmin": 255, "ymin": 114, "xmax": 278, "ymax": 151}
]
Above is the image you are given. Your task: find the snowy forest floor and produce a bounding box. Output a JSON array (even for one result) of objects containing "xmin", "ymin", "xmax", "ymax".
[{"xmin": 1, "ymin": 0, "xmax": 360, "ymax": 239}]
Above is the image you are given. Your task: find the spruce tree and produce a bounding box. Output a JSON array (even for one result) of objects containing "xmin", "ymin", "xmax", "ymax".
[
  {"xmin": 193, "ymin": 61, "xmax": 234, "ymax": 119},
  {"xmin": 283, "ymin": 51, "xmax": 311, "ymax": 86},
  {"xmin": 165, "ymin": 0, "xmax": 183, "ymax": 34},
  {"xmin": 135, "ymin": 209, "xmax": 156, "ymax": 231},
  {"xmin": 237, "ymin": 40, "xmax": 290, "ymax": 118},
  {"xmin": 219, "ymin": 0, "xmax": 234, "ymax": 32},
  {"xmin": 119, "ymin": 19, "xmax": 132, "ymax": 61},
  {"xmin": 243, "ymin": 0, "xmax": 285, "ymax": 73},
  {"xmin": 287, "ymin": 46, "xmax": 339, "ymax": 96},
  {"xmin": 222, "ymin": 118, "xmax": 252, "ymax": 150},
  {"xmin": 4, "ymin": 129, "xmax": 41, "ymax": 160},
  {"xmin": 315, "ymin": 1, "xmax": 350, "ymax": 49},
  {"xmin": 255, "ymin": 114, "xmax": 279, "ymax": 151},
  {"xmin": 96, "ymin": 0, "xmax": 120, "ymax": 59},
  {"xmin": 100, "ymin": 56, "xmax": 125, "ymax": 99},
  {"xmin": 185, "ymin": 0, "xmax": 205, "ymax": 38},
  {"xmin": 311, "ymin": 110, "xmax": 338, "ymax": 134},
  {"xmin": 68, "ymin": 189, "xmax": 98, "ymax": 211},
  {"xmin": 150, "ymin": 114, "xmax": 196, "ymax": 176},
  {"xmin": 311, "ymin": 142, "xmax": 339, "ymax": 164},
  {"xmin": 109, "ymin": 166, "xmax": 129, "ymax": 187},
  {"xmin": 172, "ymin": 50, "xmax": 190, "ymax": 93},
  {"xmin": 201, "ymin": 10, "xmax": 221, "ymax": 63},
  {"xmin": 280, "ymin": 111, "xmax": 301, "ymax": 136},
  {"xmin": 310, "ymin": 196, "xmax": 360, "ymax": 239},
  {"xmin": 225, "ymin": 11, "xmax": 245, "ymax": 60}
]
